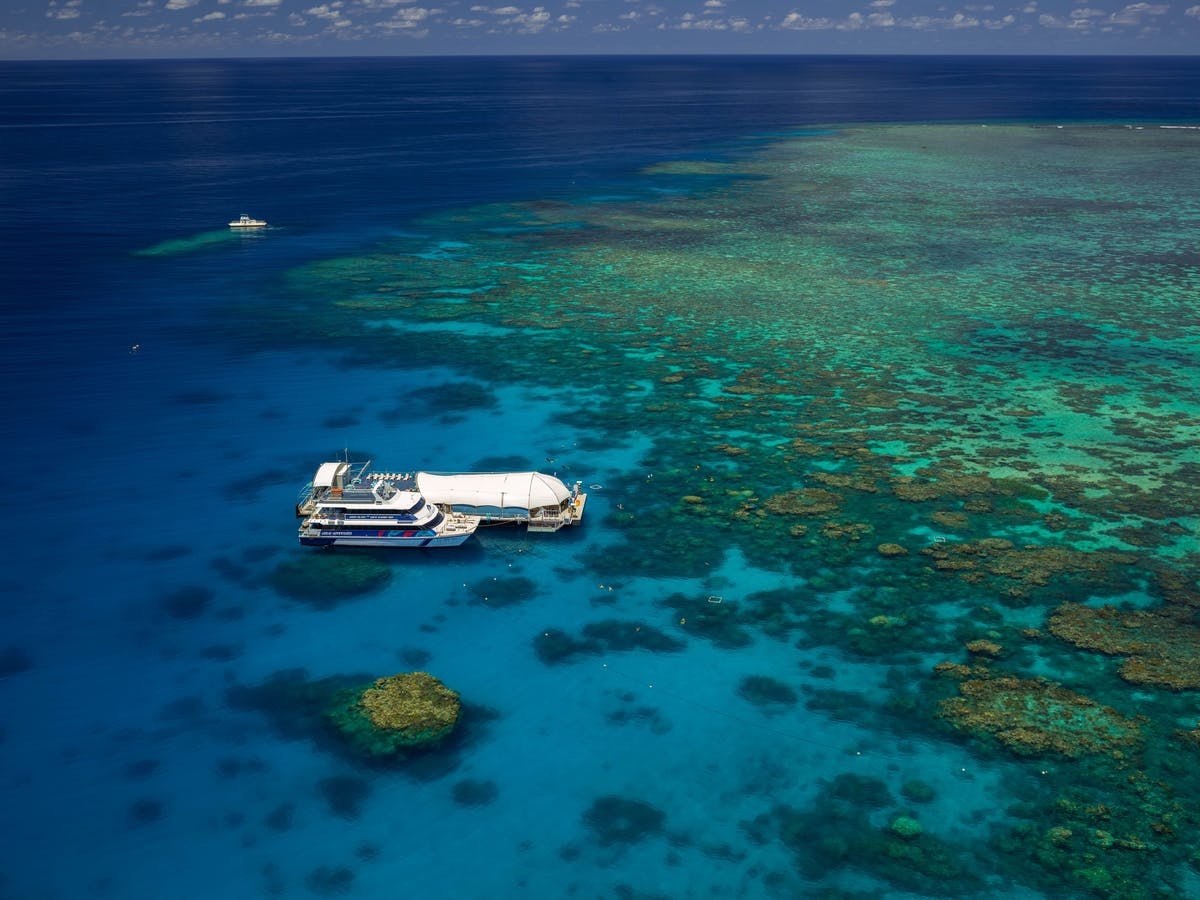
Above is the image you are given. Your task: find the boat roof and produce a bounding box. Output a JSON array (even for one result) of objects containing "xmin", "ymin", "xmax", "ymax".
[
  {"xmin": 417, "ymin": 471, "xmax": 571, "ymax": 510},
  {"xmin": 313, "ymin": 461, "xmax": 348, "ymax": 488}
]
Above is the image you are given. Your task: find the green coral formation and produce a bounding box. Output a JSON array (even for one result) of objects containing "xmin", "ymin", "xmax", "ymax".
[
  {"xmin": 329, "ymin": 672, "xmax": 461, "ymax": 758},
  {"xmin": 889, "ymin": 816, "xmax": 923, "ymax": 839}
]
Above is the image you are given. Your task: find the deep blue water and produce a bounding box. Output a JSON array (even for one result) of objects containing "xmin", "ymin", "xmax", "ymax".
[{"xmin": 1, "ymin": 56, "xmax": 1199, "ymax": 900}]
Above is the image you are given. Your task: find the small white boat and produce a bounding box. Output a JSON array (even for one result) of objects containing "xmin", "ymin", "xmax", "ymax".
[
  {"xmin": 296, "ymin": 460, "xmax": 479, "ymax": 548},
  {"xmin": 229, "ymin": 214, "xmax": 267, "ymax": 229}
]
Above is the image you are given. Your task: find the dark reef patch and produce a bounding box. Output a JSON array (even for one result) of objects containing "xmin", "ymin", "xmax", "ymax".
[
  {"xmin": 403, "ymin": 381, "xmax": 498, "ymax": 414},
  {"xmin": 824, "ymin": 772, "xmax": 894, "ymax": 809},
  {"xmin": 399, "ymin": 646, "xmax": 432, "ymax": 668},
  {"xmin": 225, "ymin": 668, "xmax": 375, "ymax": 746},
  {"xmin": 323, "ymin": 413, "xmax": 360, "ymax": 429},
  {"xmin": 127, "ymin": 798, "xmax": 165, "ymax": 827},
  {"xmin": 0, "ymin": 645, "xmax": 33, "ymax": 678},
  {"xmin": 305, "ymin": 865, "xmax": 355, "ymax": 896},
  {"xmin": 161, "ymin": 585, "xmax": 212, "ymax": 620},
  {"xmin": 737, "ymin": 675, "xmax": 800, "ymax": 708},
  {"xmin": 201, "ymin": 643, "xmax": 243, "ymax": 661},
  {"xmin": 472, "ymin": 454, "xmax": 532, "ymax": 470},
  {"xmin": 533, "ymin": 619, "xmax": 685, "ymax": 665},
  {"xmin": 468, "ymin": 575, "xmax": 537, "ymax": 608},
  {"xmin": 267, "ymin": 552, "xmax": 392, "ymax": 609},
  {"xmin": 659, "ymin": 593, "xmax": 754, "ymax": 649},
  {"xmin": 452, "ymin": 778, "xmax": 499, "ymax": 806},
  {"xmin": 264, "ymin": 802, "xmax": 295, "ymax": 832},
  {"xmin": 743, "ymin": 772, "xmax": 981, "ymax": 896},
  {"xmin": 583, "ymin": 795, "xmax": 666, "ymax": 846},
  {"xmin": 318, "ymin": 775, "xmax": 371, "ymax": 820}
]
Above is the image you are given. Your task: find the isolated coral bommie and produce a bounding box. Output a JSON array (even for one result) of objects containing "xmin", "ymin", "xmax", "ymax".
[{"xmin": 329, "ymin": 672, "xmax": 461, "ymax": 758}]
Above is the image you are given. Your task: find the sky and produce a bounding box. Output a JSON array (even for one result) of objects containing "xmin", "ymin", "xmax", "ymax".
[{"xmin": 1, "ymin": 0, "xmax": 1197, "ymax": 60}]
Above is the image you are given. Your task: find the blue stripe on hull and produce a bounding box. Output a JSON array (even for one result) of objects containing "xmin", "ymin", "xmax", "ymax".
[{"xmin": 300, "ymin": 531, "xmax": 471, "ymax": 548}]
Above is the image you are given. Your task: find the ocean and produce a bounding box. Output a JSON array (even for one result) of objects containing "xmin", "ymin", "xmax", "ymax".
[{"xmin": 1, "ymin": 55, "xmax": 1199, "ymax": 899}]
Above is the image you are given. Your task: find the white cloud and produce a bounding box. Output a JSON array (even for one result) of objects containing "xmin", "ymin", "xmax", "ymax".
[
  {"xmin": 869, "ymin": 0, "xmax": 894, "ymax": 6},
  {"xmin": 46, "ymin": 0, "xmax": 82, "ymax": 19},
  {"xmin": 376, "ymin": 7, "xmax": 432, "ymax": 35},
  {"xmin": 1187, "ymin": 4, "xmax": 1200, "ymax": 15},
  {"xmin": 477, "ymin": 4, "xmax": 558, "ymax": 31},
  {"xmin": 164, "ymin": 0, "xmax": 199, "ymax": 10},
  {"xmin": 303, "ymin": 1, "xmax": 353, "ymax": 24},
  {"xmin": 194, "ymin": 10, "xmax": 226, "ymax": 20},
  {"xmin": 675, "ymin": 12, "xmax": 752, "ymax": 30},
  {"xmin": 121, "ymin": 0, "xmax": 156, "ymax": 16},
  {"xmin": 245, "ymin": 0, "xmax": 282, "ymax": 7},
  {"xmin": 374, "ymin": 4, "xmax": 435, "ymax": 26},
  {"xmin": 779, "ymin": 12, "xmax": 834, "ymax": 29},
  {"xmin": 703, "ymin": 0, "xmax": 724, "ymax": 7},
  {"xmin": 1109, "ymin": 1, "xmax": 1167, "ymax": 23},
  {"xmin": 777, "ymin": 7, "xmax": 997, "ymax": 32}
]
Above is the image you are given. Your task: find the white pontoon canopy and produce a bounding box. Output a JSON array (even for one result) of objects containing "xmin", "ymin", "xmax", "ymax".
[{"xmin": 417, "ymin": 471, "xmax": 571, "ymax": 512}]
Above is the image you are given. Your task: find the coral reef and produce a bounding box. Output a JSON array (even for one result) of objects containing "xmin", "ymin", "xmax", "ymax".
[
  {"xmin": 224, "ymin": 124, "xmax": 1200, "ymax": 897},
  {"xmin": 1048, "ymin": 602, "xmax": 1200, "ymax": 691},
  {"xmin": 937, "ymin": 669, "xmax": 1142, "ymax": 759},
  {"xmin": 743, "ymin": 773, "xmax": 981, "ymax": 895},
  {"xmin": 920, "ymin": 538, "xmax": 1136, "ymax": 600},
  {"xmin": 327, "ymin": 672, "xmax": 461, "ymax": 758}
]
